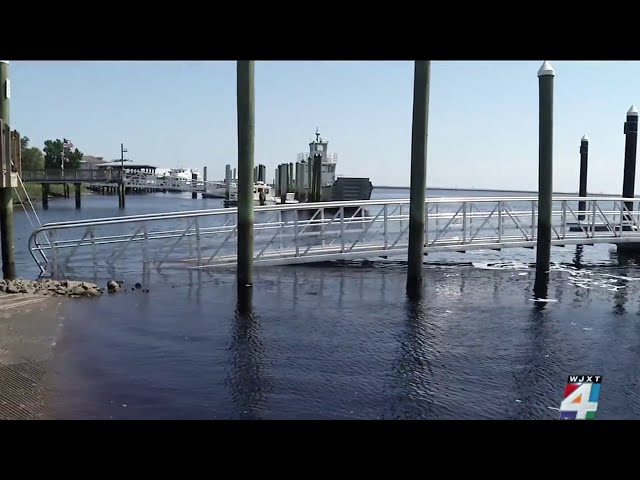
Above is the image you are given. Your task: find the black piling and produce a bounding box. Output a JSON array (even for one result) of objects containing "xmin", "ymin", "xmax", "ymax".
[
  {"xmin": 578, "ymin": 135, "xmax": 588, "ymax": 221},
  {"xmin": 622, "ymin": 105, "xmax": 638, "ymax": 214},
  {"xmin": 313, "ymin": 154, "xmax": 322, "ymax": 202},
  {"xmin": 191, "ymin": 172, "xmax": 197, "ymax": 199},
  {"xmin": 534, "ymin": 60, "xmax": 555, "ymax": 299},
  {"xmin": 74, "ymin": 182, "xmax": 81, "ymax": 209},
  {"xmin": 41, "ymin": 184, "xmax": 49, "ymax": 208},
  {"xmin": 225, "ymin": 164, "xmax": 231, "ymax": 201}
]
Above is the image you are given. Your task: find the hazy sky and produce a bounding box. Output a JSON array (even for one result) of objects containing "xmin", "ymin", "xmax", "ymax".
[{"xmin": 7, "ymin": 60, "xmax": 640, "ymax": 193}]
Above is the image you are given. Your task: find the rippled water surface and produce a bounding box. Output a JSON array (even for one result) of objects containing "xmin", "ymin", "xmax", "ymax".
[{"xmin": 10, "ymin": 188, "xmax": 640, "ymax": 419}]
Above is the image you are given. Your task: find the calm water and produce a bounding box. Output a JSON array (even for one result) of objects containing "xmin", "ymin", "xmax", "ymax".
[{"xmin": 9, "ymin": 188, "xmax": 640, "ymax": 419}]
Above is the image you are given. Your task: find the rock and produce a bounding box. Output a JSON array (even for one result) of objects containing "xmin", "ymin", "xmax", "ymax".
[
  {"xmin": 24, "ymin": 287, "xmax": 36, "ymax": 295},
  {"xmin": 107, "ymin": 280, "xmax": 120, "ymax": 293},
  {"xmin": 134, "ymin": 282, "xmax": 142, "ymax": 290},
  {"xmin": 65, "ymin": 280, "xmax": 84, "ymax": 289},
  {"xmin": 6, "ymin": 282, "xmax": 20, "ymax": 294}
]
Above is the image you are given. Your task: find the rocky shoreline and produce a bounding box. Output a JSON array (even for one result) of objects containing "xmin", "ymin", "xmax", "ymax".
[{"xmin": 0, "ymin": 278, "xmax": 129, "ymax": 297}]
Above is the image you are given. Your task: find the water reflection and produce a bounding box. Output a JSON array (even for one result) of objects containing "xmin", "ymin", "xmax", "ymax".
[
  {"xmin": 226, "ymin": 301, "xmax": 270, "ymax": 419},
  {"xmin": 533, "ymin": 270, "xmax": 550, "ymax": 310},
  {"xmin": 387, "ymin": 297, "xmax": 434, "ymax": 419},
  {"xmin": 573, "ymin": 245, "xmax": 584, "ymax": 269}
]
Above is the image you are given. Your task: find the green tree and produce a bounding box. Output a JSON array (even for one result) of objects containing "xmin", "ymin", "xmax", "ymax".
[
  {"xmin": 21, "ymin": 147, "xmax": 44, "ymax": 170},
  {"xmin": 19, "ymin": 136, "xmax": 45, "ymax": 170},
  {"xmin": 43, "ymin": 138, "xmax": 83, "ymax": 170}
]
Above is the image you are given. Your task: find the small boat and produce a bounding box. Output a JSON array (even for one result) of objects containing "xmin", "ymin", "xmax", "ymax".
[{"xmin": 223, "ymin": 182, "xmax": 277, "ymax": 207}]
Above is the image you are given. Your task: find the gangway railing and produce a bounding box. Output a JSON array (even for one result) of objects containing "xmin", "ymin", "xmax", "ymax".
[{"xmin": 27, "ymin": 196, "xmax": 640, "ymax": 278}]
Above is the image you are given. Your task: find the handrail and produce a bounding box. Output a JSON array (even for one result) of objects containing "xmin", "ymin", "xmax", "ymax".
[
  {"xmin": 29, "ymin": 196, "xmax": 640, "ymax": 232},
  {"xmin": 27, "ymin": 196, "xmax": 640, "ymax": 275}
]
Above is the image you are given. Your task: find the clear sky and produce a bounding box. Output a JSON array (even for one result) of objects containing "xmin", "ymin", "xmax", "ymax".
[{"xmin": 7, "ymin": 60, "xmax": 640, "ymax": 193}]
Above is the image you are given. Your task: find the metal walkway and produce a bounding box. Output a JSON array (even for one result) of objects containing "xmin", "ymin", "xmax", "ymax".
[
  {"xmin": 28, "ymin": 196, "xmax": 640, "ymax": 277},
  {"xmin": 20, "ymin": 169, "xmax": 224, "ymax": 194}
]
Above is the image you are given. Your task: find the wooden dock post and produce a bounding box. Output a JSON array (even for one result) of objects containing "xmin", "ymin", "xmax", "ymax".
[
  {"xmin": 578, "ymin": 135, "xmax": 588, "ymax": 221},
  {"xmin": 622, "ymin": 105, "xmax": 638, "ymax": 214},
  {"xmin": 534, "ymin": 61, "xmax": 555, "ymax": 299},
  {"xmin": 41, "ymin": 184, "xmax": 49, "ymax": 209},
  {"xmin": 118, "ymin": 183, "xmax": 125, "ymax": 208},
  {"xmin": 0, "ymin": 60, "xmax": 16, "ymax": 280},
  {"xmin": 74, "ymin": 183, "xmax": 81, "ymax": 209},
  {"xmin": 288, "ymin": 162, "xmax": 294, "ymax": 194},
  {"xmin": 406, "ymin": 61, "xmax": 431, "ymax": 297},
  {"xmin": 225, "ymin": 164, "xmax": 231, "ymax": 201},
  {"xmin": 191, "ymin": 172, "xmax": 197, "ymax": 199},
  {"xmin": 313, "ymin": 154, "xmax": 322, "ymax": 201},
  {"xmin": 236, "ymin": 60, "xmax": 255, "ymax": 300}
]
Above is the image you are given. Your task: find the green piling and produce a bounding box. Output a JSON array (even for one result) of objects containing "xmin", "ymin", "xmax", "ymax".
[
  {"xmin": 236, "ymin": 61, "xmax": 255, "ymax": 293},
  {"xmin": 406, "ymin": 61, "xmax": 431, "ymax": 297},
  {"xmin": 0, "ymin": 61, "xmax": 16, "ymax": 280},
  {"xmin": 534, "ymin": 61, "xmax": 555, "ymax": 299}
]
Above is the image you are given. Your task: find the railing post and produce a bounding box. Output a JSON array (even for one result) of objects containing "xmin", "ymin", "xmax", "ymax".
[
  {"xmin": 294, "ymin": 209, "xmax": 299, "ymax": 256},
  {"xmin": 462, "ymin": 201, "xmax": 467, "ymax": 244},
  {"xmin": 424, "ymin": 200, "xmax": 429, "ymax": 249},
  {"xmin": 620, "ymin": 200, "xmax": 624, "ymax": 235},
  {"xmin": 561, "ymin": 200, "xmax": 566, "ymax": 239},
  {"xmin": 531, "ymin": 201, "xmax": 536, "ymax": 240},
  {"xmin": 498, "ymin": 201, "xmax": 502, "ymax": 243},
  {"xmin": 591, "ymin": 200, "xmax": 596, "ymax": 238},
  {"xmin": 341, "ymin": 207, "xmax": 345, "ymax": 252}
]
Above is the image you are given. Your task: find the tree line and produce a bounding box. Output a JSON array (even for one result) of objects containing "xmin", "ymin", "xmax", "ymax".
[{"xmin": 20, "ymin": 137, "xmax": 84, "ymax": 171}]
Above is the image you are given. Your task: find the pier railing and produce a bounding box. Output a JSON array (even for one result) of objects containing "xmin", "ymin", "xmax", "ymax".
[
  {"xmin": 21, "ymin": 169, "xmax": 123, "ymax": 183},
  {"xmin": 28, "ymin": 196, "xmax": 640, "ymax": 277}
]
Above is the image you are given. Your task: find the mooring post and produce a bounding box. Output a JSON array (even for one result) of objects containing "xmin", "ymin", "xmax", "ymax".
[
  {"xmin": 534, "ymin": 61, "xmax": 555, "ymax": 299},
  {"xmin": 0, "ymin": 60, "xmax": 16, "ymax": 280},
  {"xmin": 225, "ymin": 164, "xmax": 231, "ymax": 201},
  {"xmin": 280, "ymin": 164, "xmax": 287, "ymax": 203},
  {"xmin": 313, "ymin": 154, "xmax": 322, "ymax": 202},
  {"xmin": 233, "ymin": 167, "xmax": 237, "ymax": 181},
  {"xmin": 203, "ymin": 166, "xmax": 207, "ymax": 182},
  {"xmin": 41, "ymin": 184, "xmax": 49, "ymax": 209},
  {"xmin": 622, "ymin": 105, "xmax": 638, "ymax": 215},
  {"xmin": 74, "ymin": 182, "xmax": 81, "ymax": 209},
  {"xmin": 578, "ymin": 135, "xmax": 588, "ymax": 221},
  {"xmin": 288, "ymin": 162, "xmax": 294, "ymax": 194},
  {"xmin": 406, "ymin": 61, "xmax": 431, "ymax": 297},
  {"xmin": 191, "ymin": 172, "xmax": 197, "ymax": 199},
  {"xmin": 236, "ymin": 60, "xmax": 255, "ymax": 298}
]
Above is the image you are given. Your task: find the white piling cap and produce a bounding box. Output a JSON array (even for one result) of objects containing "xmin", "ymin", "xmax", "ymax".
[
  {"xmin": 0, "ymin": 61, "xmax": 8, "ymax": 64},
  {"xmin": 628, "ymin": 105, "xmax": 638, "ymax": 117},
  {"xmin": 537, "ymin": 61, "xmax": 555, "ymax": 77},
  {"xmin": 582, "ymin": 135, "xmax": 588, "ymax": 142}
]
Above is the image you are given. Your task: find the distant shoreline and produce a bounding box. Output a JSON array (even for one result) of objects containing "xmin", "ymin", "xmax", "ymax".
[{"xmin": 374, "ymin": 186, "xmax": 620, "ymax": 196}]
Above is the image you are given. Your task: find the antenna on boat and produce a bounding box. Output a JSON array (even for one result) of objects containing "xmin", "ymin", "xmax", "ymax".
[{"xmin": 315, "ymin": 127, "xmax": 321, "ymax": 143}]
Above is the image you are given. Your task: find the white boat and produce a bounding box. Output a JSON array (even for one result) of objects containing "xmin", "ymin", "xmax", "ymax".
[
  {"xmin": 203, "ymin": 180, "xmax": 238, "ymax": 199},
  {"xmin": 224, "ymin": 182, "xmax": 277, "ymax": 206}
]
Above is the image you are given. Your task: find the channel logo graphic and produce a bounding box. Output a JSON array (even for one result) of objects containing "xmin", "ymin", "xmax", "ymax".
[{"xmin": 559, "ymin": 375, "xmax": 602, "ymax": 420}]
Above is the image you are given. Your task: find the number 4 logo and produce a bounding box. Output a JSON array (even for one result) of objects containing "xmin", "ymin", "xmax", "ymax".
[{"xmin": 559, "ymin": 383, "xmax": 600, "ymax": 420}]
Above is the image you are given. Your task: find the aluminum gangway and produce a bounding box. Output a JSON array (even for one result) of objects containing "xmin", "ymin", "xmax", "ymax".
[
  {"xmin": 20, "ymin": 169, "xmax": 227, "ymax": 195},
  {"xmin": 28, "ymin": 196, "xmax": 640, "ymax": 278}
]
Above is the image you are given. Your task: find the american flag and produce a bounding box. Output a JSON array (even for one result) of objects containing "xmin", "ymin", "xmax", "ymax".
[{"xmin": 63, "ymin": 139, "xmax": 74, "ymax": 151}]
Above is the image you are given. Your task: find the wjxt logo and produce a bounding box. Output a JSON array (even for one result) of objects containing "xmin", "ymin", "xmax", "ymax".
[{"xmin": 559, "ymin": 375, "xmax": 602, "ymax": 420}]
